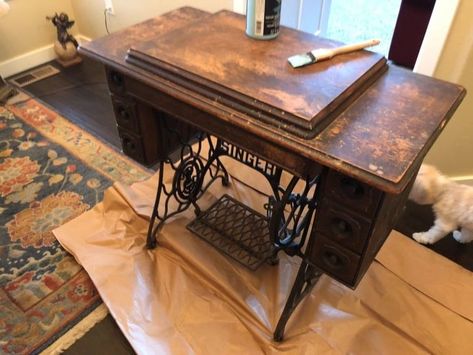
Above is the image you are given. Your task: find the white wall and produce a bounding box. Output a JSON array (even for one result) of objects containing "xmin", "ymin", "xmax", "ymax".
[
  {"xmin": 70, "ymin": 0, "xmax": 232, "ymax": 39},
  {"xmin": 0, "ymin": 0, "xmax": 232, "ymax": 76},
  {"xmin": 0, "ymin": 0, "xmax": 78, "ymax": 75},
  {"xmin": 423, "ymin": 0, "xmax": 473, "ymax": 182}
]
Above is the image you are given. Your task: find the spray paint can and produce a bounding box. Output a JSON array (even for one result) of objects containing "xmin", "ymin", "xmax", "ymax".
[{"xmin": 246, "ymin": 0, "xmax": 282, "ymax": 40}]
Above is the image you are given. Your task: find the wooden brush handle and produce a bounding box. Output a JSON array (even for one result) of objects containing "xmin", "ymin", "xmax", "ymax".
[
  {"xmin": 331, "ymin": 39, "xmax": 381, "ymax": 56},
  {"xmin": 310, "ymin": 39, "xmax": 380, "ymax": 63}
]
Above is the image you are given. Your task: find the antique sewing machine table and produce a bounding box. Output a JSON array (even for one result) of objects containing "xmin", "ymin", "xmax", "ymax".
[{"xmin": 79, "ymin": 7, "xmax": 465, "ymax": 341}]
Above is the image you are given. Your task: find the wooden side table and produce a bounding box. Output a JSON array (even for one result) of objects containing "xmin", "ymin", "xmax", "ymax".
[{"xmin": 79, "ymin": 7, "xmax": 465, "ymax": 341}]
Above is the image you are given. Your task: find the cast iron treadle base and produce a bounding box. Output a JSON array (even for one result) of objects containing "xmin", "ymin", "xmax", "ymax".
[{"xmin": 186, "ymin": 194, "xmax": 275, "ymax": 270}]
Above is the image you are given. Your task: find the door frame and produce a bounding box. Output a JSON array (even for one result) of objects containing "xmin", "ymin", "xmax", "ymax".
[{"xmin": 414, "ymin": 0, "xmax": 461, "ymax": 76}]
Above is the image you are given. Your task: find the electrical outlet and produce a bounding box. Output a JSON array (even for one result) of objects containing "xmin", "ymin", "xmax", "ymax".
[{"xmin": 104, "ymin": 0, "xmax": 114, "ymax": 15}]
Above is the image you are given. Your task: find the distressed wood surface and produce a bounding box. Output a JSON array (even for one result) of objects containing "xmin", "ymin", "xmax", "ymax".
[
  {"xmin": 81, "ymin": 7, "xmax": 211, "ymax": 65},
  {"xmin": 79, "ymin": 6, "xmax": 466, "ymax": 193},
  {"xmin": 126, "ymin": 11, "xmax": 387, "ymax": 138}
]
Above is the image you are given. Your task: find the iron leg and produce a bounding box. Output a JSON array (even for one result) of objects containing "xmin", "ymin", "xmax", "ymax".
[
  {"xmin": 146, "ymin": 162, "xmax": 165, "ymax": 249},
  {"xmin": 274, "ymin": 261, "xmax": 322, "ymax": 341}
]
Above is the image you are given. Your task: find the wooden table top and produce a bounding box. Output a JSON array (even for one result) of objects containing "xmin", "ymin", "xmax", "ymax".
[
  {"xmin": 79, "ymin": 7, "xmax": 466, "ymax": 194},
  {"xmin": 126, "ymin": 11, "xmax": 387, "ymax": 138}
]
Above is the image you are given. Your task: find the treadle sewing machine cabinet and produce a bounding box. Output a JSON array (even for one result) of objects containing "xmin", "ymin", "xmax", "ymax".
[{"xmin": 79, "ymin": 7, "xmax": 465, "ymax": 341}]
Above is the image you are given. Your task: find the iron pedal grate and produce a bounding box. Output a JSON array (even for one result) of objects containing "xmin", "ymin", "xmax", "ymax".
[{"xmin": 187, "ymin": 194, "xmax": 275, "ymax": 270}]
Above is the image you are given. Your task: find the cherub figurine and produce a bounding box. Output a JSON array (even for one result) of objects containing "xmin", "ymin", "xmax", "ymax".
[{"xmin": 47, "ymin": 12, "xmax": 79, "ymax": 49}]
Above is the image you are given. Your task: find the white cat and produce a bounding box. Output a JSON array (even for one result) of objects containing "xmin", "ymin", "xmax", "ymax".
[{"xmin": 408, "ymin": 164, "xmax": 473, "ymax": 244}]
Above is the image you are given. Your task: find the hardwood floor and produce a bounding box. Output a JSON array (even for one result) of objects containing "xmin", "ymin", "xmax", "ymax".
[
  {"xmin": 10, "ymin": 57, "xmax": 473, "ymax": 354},
  {"xmin": 10, "ymin": 58, "xmax": 121, "ymax": 148},
  {"xmin": 397, "ymin": 200, "xmax": 473, "ymax": 271}
]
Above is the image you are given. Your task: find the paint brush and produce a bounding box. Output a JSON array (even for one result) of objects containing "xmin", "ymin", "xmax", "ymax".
[{"xmin": 288, "ymin": 39, "xmax": 381, "ymax": 68}]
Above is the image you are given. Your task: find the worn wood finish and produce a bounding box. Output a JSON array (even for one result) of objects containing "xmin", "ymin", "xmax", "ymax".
[
  {"xmin": 78, "ymin": 6, "xmax": 466, "ymax": 287},
  {"xmin": 311, "ymin": 234, "xmax": 361, "ymax": 285},
  {"xmin": 310, "ymin": 166, "xmax": 416, "ymax": 288},
  {"xmin": 78, "ymin": 6, "xmax": 467, "ymax": 337},
  {"xmin": 126, "ymin": 11, "xmax": 387, "ymax": 138},
  {"xmin": 15, "ymin": 50, "xmax": 472, "ymax": 352},
  {"xmin": 323, "ymin": 169, "xmax": 382, "ymax": 218},
  {"xmin": 315, "ymin": 203, "xmax": 373, "ymax": 254},
  {"xmin": 81, "ymin": 7, "xmax": 211, "ymax": 66},
  {"xmin": 354, "ymin": 176, "xmax": 416, "ymax": 286},
  {"xmin": 79, "ymin": 7, "xmax": 465, "ymax": 194},
  {"xmin": 107, "ymin": 67, "xmax": 162, "ymax": 165},
  {"xmin": 111, "ymin": 69, "xmax": 322, "ymax": 178}
]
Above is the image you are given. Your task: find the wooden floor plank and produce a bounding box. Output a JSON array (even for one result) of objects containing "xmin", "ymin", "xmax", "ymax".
[{"xmin": 10, "ymin": 58, "xmax": 121, "ymax": 148}]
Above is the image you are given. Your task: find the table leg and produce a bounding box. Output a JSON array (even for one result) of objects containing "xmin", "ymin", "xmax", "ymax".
[
  {"xmin": 270, "ymin": 173, "xmax": 323, "ymax": 341},
  {"xmin": 274, "ymin": 261, "xmax": 322, "ymax": 341},
  {"xmin": 268, "ymin": 174, "xmax": 319, "ymax": 254},
  {"xmin": 146, "ymin": 133, "xmax": 229, "ymax": 249},
  {"xmin": 145, "ymin": 131, "xmax": 325, "ymax": 340}
]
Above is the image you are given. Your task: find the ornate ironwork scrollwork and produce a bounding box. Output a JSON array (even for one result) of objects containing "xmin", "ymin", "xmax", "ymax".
[
  {"xmin": 145, "ymin": 117, "xmax": 325, "ymax": 341},
  {"xmin": 268, "ymin": 175, "xmax": 319, "ymax": 255},
  {"xmin": 173, "ymin": 155, "xmax": 205, "ymax": 203},
  {"xmin": 146, "ymin": 121, "xmax": 229, "ymax": 249}
]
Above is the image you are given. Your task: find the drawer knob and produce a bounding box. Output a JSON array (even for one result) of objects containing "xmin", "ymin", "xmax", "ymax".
[
  {"xmin": 118, "ymin": 106, "xmax": 130, "ymax": 122},
  {"xmin": 123, "ymin": 138, "xmax": 136, "ymax": 152},
  {"xmin": 340, "ymin": 177, "xmax": 364, "ymax": 199},
  {"xmin": 322, "ymin": 251, "xmax": 345, "ymax": 270},
  {"xmin": 110, "ymin": 71, "xmax": 124, "ymax": 88},
  {"xmin": 331, "ymin": 217, "xmax": 353, "ymax": 239}
]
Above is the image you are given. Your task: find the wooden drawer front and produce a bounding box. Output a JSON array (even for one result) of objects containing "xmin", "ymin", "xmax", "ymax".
[
  {"xmin": 311, "ymin": 234, "xmax": 360, "ymax": 287},
  {"xmin": 106, "ymin": 68, "xmax": 126, "ymax": 95},
  {"xmin": 117, "ymin": 129, "xmax": 145, "ymax": 164},
  {"xmin": 112, "ymin": 96, "xmax": 139, "ymax": 133},
  {"xmin": 315, "ymin": 203, "xmax": 372, "ymax": 254},
  {"xmin": 325, "ymin": 170, "xmax": 382, "ymax": 218}
]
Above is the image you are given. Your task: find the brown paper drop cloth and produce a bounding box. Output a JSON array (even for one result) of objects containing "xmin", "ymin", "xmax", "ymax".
[{"xmin": 54, "ymin": 158, "xmax": 473, "ymax": 355}]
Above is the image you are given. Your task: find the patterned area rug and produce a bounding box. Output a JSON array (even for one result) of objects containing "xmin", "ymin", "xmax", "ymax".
[{"xmin": 0, "ymin": 98, "xmax": 150, "ymax": 354}]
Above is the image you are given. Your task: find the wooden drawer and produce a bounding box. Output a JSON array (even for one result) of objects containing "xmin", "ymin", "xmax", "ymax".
[
  {"xmin": 117, "ymin": 129, "xmax": 146, "ymax": 164},
  {"xmin": 315, "ymin": 202, "xmax": 372, "ymax": 254},
  {"xmin": 310, "ymin": 234, "xmax": 360, "ymax": 287},
  {"xmin": 106, "ymin": 68, "xmax": 126, "ymax": 95},
  {"xmin": 324, "ymin": 170, "xmax": 382, "ymax": 218},
  {"xmin": 111, "ymin": 95, "xmax": 139, "ymax": 133}
]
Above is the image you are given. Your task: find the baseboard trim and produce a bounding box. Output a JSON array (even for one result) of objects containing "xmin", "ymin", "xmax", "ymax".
[
  {"xmin": 1, "ymin": 44, "xmax": 56, "ymax": 78},
  {"xmin": 1, "ymin": 34, "xmax": 92, "ymax": 78},
  {"xmin": 451, "ymin": 176, "xmax": 473, "ymax": 186},
  {"xmin": 77, "ymin": 35, "xmax": 92, "ymax": 43}
]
